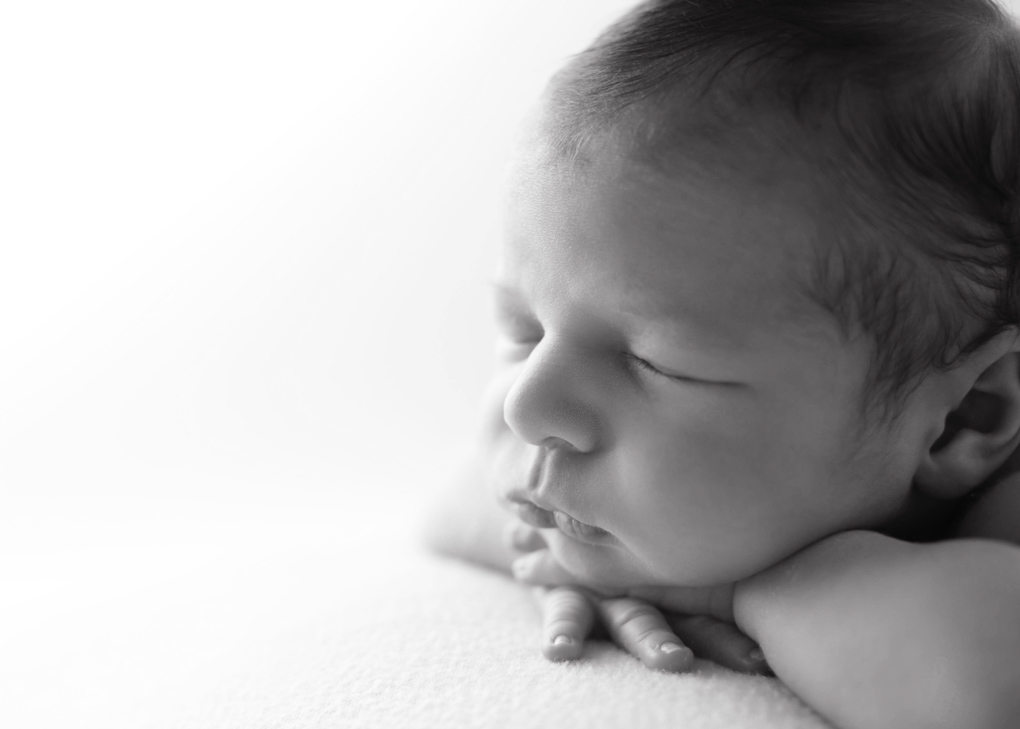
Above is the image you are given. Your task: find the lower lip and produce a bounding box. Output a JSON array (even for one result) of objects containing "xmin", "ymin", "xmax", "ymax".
[
  {"xmin": 553, "ymin": 511, "xmax": 615, "ymax": 546},
  {"xmin": 512, "ymin": 501, "xmax": 557, "ymax": 528}
]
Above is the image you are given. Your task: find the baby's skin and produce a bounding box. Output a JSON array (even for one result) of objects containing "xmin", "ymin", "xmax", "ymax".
[{"xmin": 426, "ymin": 110, "xmax": 1020, "ymax": 729}]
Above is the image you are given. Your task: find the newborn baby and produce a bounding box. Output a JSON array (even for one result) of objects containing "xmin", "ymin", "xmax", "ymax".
[{"xmin": 426, "ymin": 1, "xmax": 1020, "ymax": 727}]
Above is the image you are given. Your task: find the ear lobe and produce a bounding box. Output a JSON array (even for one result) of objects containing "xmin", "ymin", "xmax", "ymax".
[{"xmin": 915, "ymin": 351, "xmax": 1020, "ymax": 499}]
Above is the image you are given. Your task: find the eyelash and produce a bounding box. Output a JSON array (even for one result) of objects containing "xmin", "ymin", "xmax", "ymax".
[
  {"xmin": 624, "ymin": 352, "xmax": 703, "ymax": 385},
  {"xmin": 506, "ymin": 333, "xmax": 542, "ymax": 347},
  {"xmin": 625, "ymin": 352, "xmax": 669, "ymax": 379},
  {"xmin": 498, "ymin": 319, "xmax": 543, "ymax": 345},
  {"xmin": 502, "ymin": 330, "xmax": 696, "ymax": 385}
]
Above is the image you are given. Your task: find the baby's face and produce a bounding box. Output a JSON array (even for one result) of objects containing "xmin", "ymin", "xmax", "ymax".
[{"xmin": 485, "ymin": 122, "xmax": 937, "ymax": 589}]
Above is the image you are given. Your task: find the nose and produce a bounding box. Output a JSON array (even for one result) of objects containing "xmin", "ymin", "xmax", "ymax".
[{"xmin": 502, "ymin": 338, "xmax": 601, "ymax": 453}]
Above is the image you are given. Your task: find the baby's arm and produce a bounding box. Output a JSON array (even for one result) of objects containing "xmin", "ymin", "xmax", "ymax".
[
  {"xmin": 421, "ymin": 452, "xmax": 519, "ymax": 573},
  {"xmin": 422, "ymin": 452, "xmax": 766, "ymax": 673},
  {"xmin": 512, "ymin": 480, "xmax": 1020, "ymax": 728},
  {"xmin": 733, "ymin": 530, "xmax": 1020, "ymax": 729}
]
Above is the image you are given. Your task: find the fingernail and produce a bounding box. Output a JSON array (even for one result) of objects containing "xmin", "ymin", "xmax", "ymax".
[
  {"xmin": 552, "ymin": 635, "xmax": 572, "ymax": 646},
  {"xmin": 511, "ymin": 555, "xmax": 529, "ymax": 577},
  {"xmin": 659, "ymin": 642, "xmax": 684, "ymax": 654},
  {"xmin": 747, "ymin": 648, "xmax": 773, "ymax": 676},
  {"xmin": 512, "ymin": 551, "xmax": 542, "ymax": 579},
  {"xmin": 512, "ymin": 557, "xmax": 531, "ymax": 579}
]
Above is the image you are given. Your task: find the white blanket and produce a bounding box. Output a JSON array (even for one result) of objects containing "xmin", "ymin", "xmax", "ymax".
[{"xmin": 1, "ymin": 506, "xmax": 830, "ymax": 729}]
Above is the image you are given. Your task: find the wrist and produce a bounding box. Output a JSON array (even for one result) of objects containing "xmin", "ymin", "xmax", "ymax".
[
  {"xmin": 732, "ymin": 529, "xmax": 896, "ymax": 642},
  {"xmin": 626, "ymin": 581, "xmax": 736, "ymax": 622}
]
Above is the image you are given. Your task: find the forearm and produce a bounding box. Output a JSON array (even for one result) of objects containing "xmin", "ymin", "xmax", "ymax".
[
  {"xmin": 734, "ymin": 531, "xmax": 1020, "ymax": 729},
  {"xmin": 420, "ymin": 452, "xmax": 518, "ymax": 573}
]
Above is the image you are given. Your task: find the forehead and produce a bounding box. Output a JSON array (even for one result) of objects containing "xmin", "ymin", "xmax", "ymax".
[{"xmin": 503, "ymin": 121, "xmax": 844, "ymax": 355}]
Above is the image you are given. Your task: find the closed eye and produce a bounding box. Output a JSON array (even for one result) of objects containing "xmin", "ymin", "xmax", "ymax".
[
  {"xmin": 492, "ymin": 283, "xmax": 543, "ymax": 346},
  {"xmin": 624, "ymin": 352, "xmax": 693, "ymax": 382},
  {"xmin": 496, "ymin": 324, "xmax": 543, "ymax": 362},
  {"xmin": 498, "ymin": 324, "xmax": 543, "ymax": 347},
  {"xmin": 623, "ymin": 352, "xmax": 744, "ymax": 388}
]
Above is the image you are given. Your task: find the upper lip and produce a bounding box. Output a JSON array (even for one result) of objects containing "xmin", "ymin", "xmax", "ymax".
[
  {"xmin": 525, "ymin": 445, "xmax": 553, "ymax": 495},
  {"xmin": 507, "ymin": 488, "xmax": 555, "ymax": 512},
  {"xmin": 507, "ymin": 491, "xmax": 615, "ymax": 546},
  {"xmin": 506, "ymin": 491, "xmax": 558, "ymax": 528},
  {"xmin": 502, "ymin": 446, "xmax": 610, "ymax": 537},
  {"xmin": 506, "ymin": 489, "xmax": 607, "ymax": 535}
]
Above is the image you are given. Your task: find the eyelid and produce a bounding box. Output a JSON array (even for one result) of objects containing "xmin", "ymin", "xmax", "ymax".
[
  {"xmin": 500, "ymin": 331, "xmax": 543, "ymax": 347},
  {"xmin": 492, "ymin": 289, "xmax": 543, "ymax": 342},
  {"xmin": 625, "ymin": 352, "xmax": 695, "ymax": 382},
  {"xmin": 495, "ymin": 312, "xmax": 543, "ymax": 342},
  {"xmin": 625, "ymin": 352, "xmax": 744, "ymax": 388}
]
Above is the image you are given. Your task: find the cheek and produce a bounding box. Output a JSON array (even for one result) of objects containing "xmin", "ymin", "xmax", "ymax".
[
  {"xmin": 617, "ymin": 410, "xmax": 780, "ymax": 521},
  {"xmin": 818, "ymin": 432, "xmax": 917, "ymax": 526},
  {"xmin": 610, "ymin": 430, "xmax": 762, "ymax": 577},
  {"xmin": 611, "ymin": 414, "xmax": 852, "ymax": 583}
]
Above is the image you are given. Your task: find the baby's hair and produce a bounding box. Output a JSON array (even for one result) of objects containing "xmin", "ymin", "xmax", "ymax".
[{"xmin": 547, "ymin": 0, "xmax": 1020, "ymax": 421}]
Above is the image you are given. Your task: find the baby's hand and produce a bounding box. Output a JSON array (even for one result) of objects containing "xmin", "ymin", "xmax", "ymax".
[{"xmin": 506, "ymin": 522, "xmax": 770, "ymax": 675}]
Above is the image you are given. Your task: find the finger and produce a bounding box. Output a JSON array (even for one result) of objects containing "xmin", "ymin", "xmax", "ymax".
[
  {"xmin": 666, "ymin": 614, "xmax": 772, "ymax": 675},
  {"xmin": 512, "ymin": 549, "xmax": 577, "ymax": 586},
  {"xmin": 597, "ymin": 597, "xmax": 695, "ymax": 673},
  {"xmin": 503, "ymin": 520, "xmax": 547, "ymax": 553},
  {"xmin": 537, "ymin": 586, "xmax": 595, "ymax": 662}
]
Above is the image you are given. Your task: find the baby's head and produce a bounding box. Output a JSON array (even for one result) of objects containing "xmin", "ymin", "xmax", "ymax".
[{"xmin": 490, "ymin": 0, "xmax": 1020, "ymax": 588}]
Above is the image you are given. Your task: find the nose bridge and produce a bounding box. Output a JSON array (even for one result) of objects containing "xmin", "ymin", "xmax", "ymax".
[{"xmin": 503, "ymin": 338, "xmax": 601, "ymax": 453}]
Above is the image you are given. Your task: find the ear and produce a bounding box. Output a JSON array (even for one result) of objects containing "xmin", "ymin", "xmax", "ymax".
[{"xmin": 915, "ymin": 330, "xmax": 1020, "ymax": 499}]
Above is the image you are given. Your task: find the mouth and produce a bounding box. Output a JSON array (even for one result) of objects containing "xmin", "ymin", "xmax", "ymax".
[
  {"xmin": 509, "ymin": 498, "xmax": 557, "ymax": 528},
  {"xmin": 551, "ymin": 511, "xmax": 615, "ymax": 545},
  {"xmin": 508, "ymin": 494, "xmax": 616, "ymax": 547}
]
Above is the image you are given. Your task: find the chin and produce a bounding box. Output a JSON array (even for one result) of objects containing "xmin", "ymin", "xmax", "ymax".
[{"xmin": 546, "ymin": 531, "xmax": 648, "ymax": 590}]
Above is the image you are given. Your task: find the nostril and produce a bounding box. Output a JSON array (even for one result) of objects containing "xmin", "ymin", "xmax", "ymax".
[{"xmin": 540, "ymin": 436, "xmax": 575, "ymax": 451}]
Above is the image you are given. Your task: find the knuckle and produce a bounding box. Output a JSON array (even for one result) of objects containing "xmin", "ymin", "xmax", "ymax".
[
  {"xmin": 633, "ymin": 627, "xmax": 667, "ymax": 644},
  {"xmin": 611, "ymin": 606, "xmax": 665, "ymax": 643},
  {"xmin": 613, "ymin": 603, "xmax": 658, "ymax": 626},
  {"xmin": 546, "ymin": 604, "xmax": 586, "ymax": 624},
  {"xmin": 546, "ymin": 591, "xmax": 595, "ymax": 611},
  {"xmin": 547, "ymin": 588, "xmax": 586, "ymax": 608},
  {"xmin": 546, "ymin": 617, "xmax": 581, "ymax": 634}
]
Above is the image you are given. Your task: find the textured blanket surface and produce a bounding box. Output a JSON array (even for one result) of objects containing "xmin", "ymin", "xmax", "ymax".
[{"xmin": 2, "ymin": 507, "xmax": 830, "ymax": 729}]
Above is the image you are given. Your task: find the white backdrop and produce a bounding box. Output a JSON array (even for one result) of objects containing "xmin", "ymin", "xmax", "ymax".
[
  {"xmin": 3, "ymin": 5, "xmax": 1020, "ymax": 727},
  {"xmin": 0, "ymin": 0, "xmax": 636, "ymax": 553},
  {"xmin": 3, "ymin": 0, "xmax": 1019, "ymax": 554}
]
